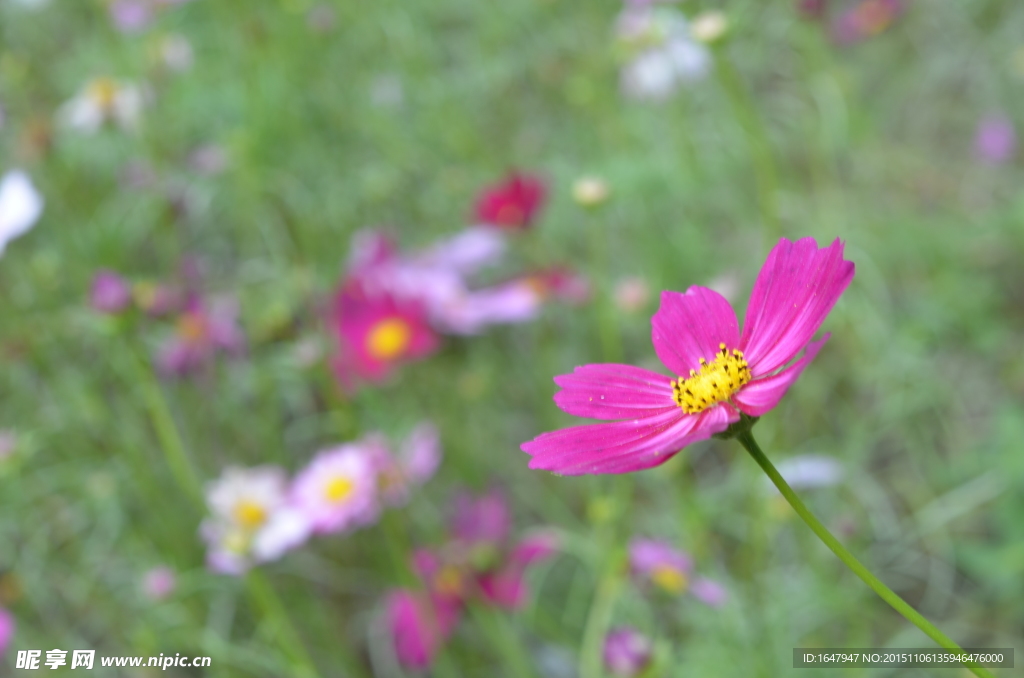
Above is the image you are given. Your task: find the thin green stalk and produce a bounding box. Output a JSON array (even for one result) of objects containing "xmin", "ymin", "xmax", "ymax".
[
  {"xmin": 130, "ymin": 350, "xmax": 203, "ymax": 506},
  {"xmin": 714, "ymin": 55, "xmax": 781, "ymax": 240},
  {"xmin": 247, "ymin": 570, "xmax": 322, "ymax": 678},
  {"xmin": 470, "ymin": 603, "xmax": 538, "ymax": 678},
  {"xmin": 578, "ymin": 551, "xmax": 624, "ymax": 678},
  {"xmin": 735, "ymin": 431, "xmax": 996, "ymax": 678}
]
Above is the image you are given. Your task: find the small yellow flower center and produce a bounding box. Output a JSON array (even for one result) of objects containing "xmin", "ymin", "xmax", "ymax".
[
  {"xmin": 651, "ymin": 565, "xmax": 689, "ymax": 594},
  {"xmin": 87, "ymin": 78, "xmax": 119, "ymax": 111},
  {"xmin": 433, "ymin": 566, "xmax": 464, "ymax": 597},
  {"xmin": 233, "ymin": 500, "xmax": 268, "ymax": 529},
  {"xmin": 366, "ymin": 318, "xmax": 412, "ymax": 360},
  {"xmin": 177, "ymin": 312, "xmax": 208, "ymax": 342},
  {"xmin": 324, "ymin": 476, "xmax": 355, "ymax": 503},
  {"xmin": 671, "ymin": 343, "xmax": 751, "ymax": 414}
]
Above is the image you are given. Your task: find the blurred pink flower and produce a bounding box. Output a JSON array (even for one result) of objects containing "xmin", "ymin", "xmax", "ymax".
[
  {"xmin": 156, "ymin": 294, "xmax": 245, "ymax": 375},
  {"xmin": 290, "ymin": 443, "xmax": 379, "ymax": 534},
  {"xmin": 331, "ymin": 285, "xmax": 439, "ymax": 390},
  {"xmin": 141, "ymin": 566, "xmax": 176, "ymax": 600},
  {"xmin": 448, "ymin": 489, "xmax": 559, "ymax": 609},
  {"xmin": 521, "ymin": 237, "xmax": 854, "ymax": 475},
  {"xmin": 90, "ymin": 270, "xmax": 132, "ymax": 313},
  {"xmin": 603, "ymin": 627, "xmax": 652, "ymax": 677},
  {"xmin": 974, "ymin": 115, "xmax": 1017, "ymax": 165},
  {"xmin": 473, "ymin": 173, "xmax": 547, "ymax": 230},
  {"xmin": 386, "ymin": 589, "xmax": 460, "ymax": 670},
  {"xmin": 369, "ymin": 422, "xmax": 442, "ymax": 507},
  {"xmin": 629, "ymin": 538, "xmax": 726, "ymax": 606},
  {"xmin": 109, "ymin": 0, "xmax": 153, "ymax": 32},
  {"xmin": 831, "ymin": 0, "xmax": 903, "ymax": 45},
  {"xmin": 614, "ymin": 276, "xmax": 650, "ymax": 313},
  {"xmin": 201, "ymin": 466, "xmax": 311, "ymax": 576},
  {"xmin": 0, "ymin": 607, "xmax": 13, "ymax": 657}
]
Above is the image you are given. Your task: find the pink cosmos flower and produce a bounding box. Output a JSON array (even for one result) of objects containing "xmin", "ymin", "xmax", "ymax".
[
  {"xmin": 447, "ymin": 489, "xmax": 559, "ymax": 609},
  {"xmin": 368, "ymin": 422, "xmax": 442, "ymax": 507},
  {"xmin": 0, "ymin": 607, "xmax": 13, "ymax": 657},
  {"xmin": 385, "ymin": 589, "xmax": 460, "ymax": 669},
  {"xmin": 521, "ymin": 237, "xmax": 854, "ymax": 475},
  {"xmin": 473, "ymin": 173, "xmax": 547, "ymax": 230},
  {"xmin": 291, "ymin": 443, "xmax": 379, "ymax": 534},
  {"xmin": 156, "ymin": 294, "xmax": 245, "ymax": 376},
  {"xmin": 90, "ymin": 269, "xmax": 132, "ymax": 313},
  {"xmin": 332, "ymin": 285, "xmax": 439, "ymax": 390},
  {"xmin": 603, "ymin": 627, "xmax": 652, "ymax": 677},
  {"xmin": 629, "ymin": 538, "xmax": 726, "ymax": 606}
]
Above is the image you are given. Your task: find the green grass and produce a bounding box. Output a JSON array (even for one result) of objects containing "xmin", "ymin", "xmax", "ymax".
[{"xmin": 2, "ymin": 0, "xmax": 1023, "ymax": 676}]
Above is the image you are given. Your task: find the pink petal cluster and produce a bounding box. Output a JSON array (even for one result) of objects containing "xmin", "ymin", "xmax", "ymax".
[
  {"xmin": 200, "ymin": 425, "xmax": 440, "ymax": 576},
  {"xmin": 473, "ymin": 173, "xmax": 547, "ymax": 230},
  {"xmin": 90, "ymin": 269, "xmax": 133, "ymax": 313},
  {"xmin": 629, "ymin": 538, "xmax": 727, "ymax": 606},
  {"xmin": 831, "ymin": 0, "xmax": 904, "ymax": 45},
  {"xmin": 603, "ymin": 627, "xmax": 653, "ymax": 677},
  {"xmin": 140, "ymin": 566, "xmax": 177, "ymax": 601},
  {"xmin": 974, "ymin": 115, "xmax": 1017, "ymax": 165},
  {"xmin": 382, "ymin": 489, "xmax": 558, "ymax": 669},
  {"xmin": 521, "ymin": 237, "xmax": 854, "ymax": 475},
  {"xmin": 108, "ymin": 0, "xmax": 194, "ymax": 33},
  {"xmin": 334, "ymin": 224, "xmax": 587, "ymax": 390},
  {"xmin": 157, "ymin": 294, "xmax": 245, "ymax": 376}
]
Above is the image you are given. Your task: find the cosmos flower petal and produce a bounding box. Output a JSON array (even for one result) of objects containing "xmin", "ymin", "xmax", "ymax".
[
  {"xmin": 732, "ymin": 335, "xmax": 828, "ymax": 417},
  {"xmin": 552, "ymin": 364, "xmax": 677, "ymax": 420},
  {"xmin": 414, "ymin": 227, "xmax": 506, "ymax": 274},
  {"xmin": 0, "ymin": 607, "xmax": 13, "ymax": 657},
  {"xmin": 0, "ymin": 170, "xmax": 43, "ymax": 254},
  {"xmin": 523, "ymin": 405, "xmax": 734, "ymax": 475},
  {"xmin": 739, "ymin": 238, "xmax": 853, "ymax": 375},
  {"xmin": 651, "ymin": 287, "xmax": 740, "ymax": 377},
  {"xmin": 690, "ymin": 577, "xmax": 728, "ymax": 607}
]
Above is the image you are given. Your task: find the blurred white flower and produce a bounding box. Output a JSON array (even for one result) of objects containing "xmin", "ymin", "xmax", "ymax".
[
  {"xmin": 706, "ymin": 272, "xmax": 740, "ymax": 304},
  {"xmin": 613, "ymin": 276, "xmax": 650, "ymax": 313},
  {"xmin": 58, "ymin": 78, "xmax": 147, "ymax": 134},
  {"xmin": 159, "ymin": 34, "xmax": 194, "ymax": 72},
  {"xmin": 572, "ymin": 176, "xmax": 611, "ymax": 207},
  {"xmin": 690, "ymin": 10, "xmax": 729, "ymax": 44},
  {"xmin": 767, "ymin": 455, "xmax": 844, "ymax": 493},
  {"xmin": 0, "ymin": 170, "xmax": 44, "ymax": 256},
  {"xmin": 201, "ymin": 466, "xmax": 311, "ymax": 575},
  {"xmin": 616, "ymin": 6, "xmax": 710, "ymax": 101}
]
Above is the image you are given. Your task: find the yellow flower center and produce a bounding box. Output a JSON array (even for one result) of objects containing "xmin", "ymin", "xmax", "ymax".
[
  {"xmin": 232, "ymin": 500, "xmax": 268, "ymax": 529},
  {"xmin": 365, "ymin": 318, "xmax": 412, "ymax": 360},
  {"xmin": 87, "ymin": 78, "xmax": 119, "ymax": 111},
  {"xmin": 177, "ymin": 312, "xmax": 208, "ymax": 342},
  {"xmin": 434, "ymin": 565, "xmax": 464, "ymax": 597},
  {"xmin": 671, "ymin": 343, "xmax": 751, "ymax": 414},
  {"xmin": 651, "ymin": 565, "xmax": 689, "ymax": 594},
  {"xmin": 324, "ymin": 476, "xmax": 355, "ymax": 503}
]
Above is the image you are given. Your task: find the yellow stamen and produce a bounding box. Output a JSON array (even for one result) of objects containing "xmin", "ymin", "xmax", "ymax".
[
  {"xmin": 87, "ymin": 78, "xmax": 119, "ymax": 111},
  {"xmin": 366, "ymin": 318, "xmax": 412, "ymax": 360},
  {"xmin": 651, "ymin": 565, "xmax": 689, "ymax": 594},
  {"xmin": 233, "ymin": 500, "xmax": 267, "ymax": 529},
  {"xmin": 671, "ymin": 343, "xmax": 751, "ymax": 414},
  {"xmin": 324, "ymin": 476, "xmax": 355, "ymax": 503},
  {"xmin": 434, "ymin": 566, "xmax": 464, "ymax": 597},
  {"xmin": 177, "ymin": 312, "xmax": 208, "ymax": 342}
]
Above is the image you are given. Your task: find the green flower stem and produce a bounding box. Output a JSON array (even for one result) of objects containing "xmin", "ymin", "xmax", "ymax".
[
  {"xmin": 714, "ymin": 55, "xmax": 781, "ymax": 240},
  {"xmin": 246, "ymin": 570, "xmax": 322, "ymax": 678},
  {"xmin": 735, "ymin": 431, "xmax": 997, "ymax": 678},
  {"xmin": 130, "ymin": 350, "xmax": 203, "ymax": 507},
  {"xmin": 469, "ymin": 603, "xmax": 539, "ymax": 678},
  {"xmin": 579, "ymin": 548, "xmax": 625, "ymax": 678}
]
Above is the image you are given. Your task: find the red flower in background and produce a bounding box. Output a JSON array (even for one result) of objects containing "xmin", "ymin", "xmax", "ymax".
[{"xmin": 474, "ymin": 173, "xmax": 547, "ymax": 229}]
